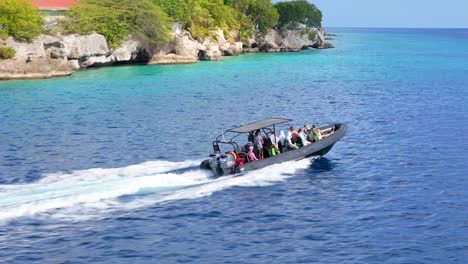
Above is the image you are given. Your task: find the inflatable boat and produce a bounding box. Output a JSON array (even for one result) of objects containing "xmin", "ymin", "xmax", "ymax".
[{"xmin": 200, "ymin": 118, "xmax": 347, "ymax": 177}]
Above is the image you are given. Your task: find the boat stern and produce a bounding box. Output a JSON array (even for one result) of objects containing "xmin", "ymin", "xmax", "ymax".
[{"xmin": 200, "ymin": 153, "xmax": 236, "ymax": 177}]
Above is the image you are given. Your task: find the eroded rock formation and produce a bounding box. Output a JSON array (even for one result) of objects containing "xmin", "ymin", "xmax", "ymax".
[{"xmin": 0, "ymin": 28, "xmax": 332, "ymax": 80}]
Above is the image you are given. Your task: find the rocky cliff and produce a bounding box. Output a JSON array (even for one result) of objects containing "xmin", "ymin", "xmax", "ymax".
[
  {"xmin": 0, "ymin": 33, "xmax": 146, "ymax": 80},
  {"xmin": 0, "ymin": 29, "xmax": 331, "ymax": 80},
  {"xmin": 260, "ymin": 29, "xmax": 317, "ymax": 52}
]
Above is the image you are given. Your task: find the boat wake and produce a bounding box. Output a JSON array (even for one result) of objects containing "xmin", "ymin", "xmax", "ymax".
[{"xmin": 0, "ymin": 158, "xmax": 313, "ymax": 223}]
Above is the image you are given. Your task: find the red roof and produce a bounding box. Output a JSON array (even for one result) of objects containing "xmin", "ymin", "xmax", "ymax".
[{"xmin": 30, "ymin": 0, "xmax": 78, "ymax": 10}]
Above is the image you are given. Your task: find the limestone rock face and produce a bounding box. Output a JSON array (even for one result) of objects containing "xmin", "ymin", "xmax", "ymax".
[
  {"xmin": 220, "ymin": 42, "xmax": 243, "ymax": 56},
  {"xmin": 62, "ymin": 33, "xmax": 110, "ymax": 59},
  {"xmin": 114, "ymin": 37, "xmax": 141, "ymax": 62},
  {"xmin": 80, "ymin": 55, "xmax": 116, "ymax": 68},
  {"xmin": 199, "ymin": 45, "xmax": 222, "ymax": 61},
  {"xmin": 281, "ymin": 30, "xmax": 316, "ymax": 51},
  {"xmin": 148, "ymin": 53, "xmax": 197, "ymax": 65},
  {"xmin": 0, "ymin": 57, "xmax": 75, "ymax": 80},
  {"xmin": 312, "ymin": 41, "xmax": 335, "ymax": 49},
  {"xmin": 48, "ymin": 47, "xmax": 67, "ymax": 59},
  {"xmin": 0, "ymin": 33, "xmax": 151, "ymax": 79},
  {"xmin": 0, "ymin": 36, "xmax": 75, "ymax": 80},
  {"xmin": 201, "ymin": 29, "xmax": 226, "ymax": 47},
  {"xmin": 4, "ymin": 36, "xmax": 47, "ymax": 59},
  {"xmin": 175, "ymin": 35, "xmax": 204, "ymax": 58},
  {"xmin": 0, "ymin": 27, "xmax": 335, "ymax": 80},
  {"xmin": 148, "ymin": 33, "xmax": 202, "ymax": 65},
  {"xmin": 204, "ymin": 30, "xmax": 243, "ymax": 56},
  {"xmin": 243, "ymin": 46, "xmax": 259, "ymax": 53},
  {"xmin": 261, "ymin": 30, "xmax": 282, "ymax": 52},
  {"xmin": 61, "ymin": 33, "xmax": 120, "ymax": 68},
  {"xmin": 310, "ymin": 30, "xmax": 334, "ymax": 49},
  {"xmin": 261, "ymin": 29, "xmax": 316, "ymax": 52}
]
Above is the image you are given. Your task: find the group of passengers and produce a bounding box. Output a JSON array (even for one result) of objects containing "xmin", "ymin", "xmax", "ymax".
[
  {"xmin": 286, "ymin": 123, "xmax": 330, "ymax": 150},
  {"xmin": 242, "ymin": 123, "xmax": 334, "ymax": 162}
]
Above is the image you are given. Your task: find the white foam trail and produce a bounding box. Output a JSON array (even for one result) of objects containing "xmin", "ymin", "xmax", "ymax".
[
  {"xmin": 160, "ymin": 159, "xmax": 312, "ymax": 202},
  {"xmin": 0, "ymin": 158, "xmax": 313, "ymax": 223}
]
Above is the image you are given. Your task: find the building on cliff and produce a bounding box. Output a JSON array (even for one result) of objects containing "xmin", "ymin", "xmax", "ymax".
[{"xmin": 30, "ymin": 0, "xmax": 77, "ymax": 17}]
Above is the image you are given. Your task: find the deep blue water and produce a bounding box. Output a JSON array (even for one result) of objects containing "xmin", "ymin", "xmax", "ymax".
[{"xmin": 0, "ymin": 28, "xmax": 467, "ymax": 263}]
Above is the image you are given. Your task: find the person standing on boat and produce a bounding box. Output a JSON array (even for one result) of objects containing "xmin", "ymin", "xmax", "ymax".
[
  {"xmin": 254, "ymin": 130, "xmax": 264, "ymax": 159},
  {"xmin": 286, "ymin": 126, "xmax": 299, "ymax": 150}
]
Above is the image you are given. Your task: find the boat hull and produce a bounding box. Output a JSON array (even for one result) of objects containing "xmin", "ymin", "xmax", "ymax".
[{"xmin": 201, "ymin": 123, "xmax": 347, "ymax": 177}]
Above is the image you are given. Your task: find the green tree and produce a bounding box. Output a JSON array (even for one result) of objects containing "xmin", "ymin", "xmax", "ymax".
[
  {"xmin": 155, "ymin": 0, "xmax": 239, "ymax": 41},
  {"xmin": 232, "ymin": 0, "xmax": 278, "ymax": 35},
  {"xmin": 62, "ymin": 0, "xmax": 172, "ymax": 49},
  {"xmin": 275, "ymin": 0, "xmax": 322, "ymax": 29},
  {"xmin": 0, "ymin": 0, "xmax": 43, "ymax": 42},
  {"xmin": 200, "ymin": 0, "xmax": 237, "ymax": 38},
  {"xmin": 153, "ymin": 0, "xmax": 190, "ymax": 27}
]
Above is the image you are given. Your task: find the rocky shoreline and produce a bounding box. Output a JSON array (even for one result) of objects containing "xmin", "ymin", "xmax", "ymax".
[{"xmin": 0, "ymin": 29, "xmax": 333, "ymax": 80}]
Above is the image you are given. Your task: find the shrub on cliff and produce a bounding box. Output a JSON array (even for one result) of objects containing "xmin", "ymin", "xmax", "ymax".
[
  {"xmin": 153, "ymin": 0, "xmax": 190, "ymax": 26},
  {"xmin": 0, "ymin": 47, "xmax": 15, "ymax": 59},
  {"xmin": 154, "ymin": 0, "xmax": 278, "ymax": 42},
  {"xmin": 61, "ymin": 0, "xmax": 172, "ymax": 49},
  {"xmin": 275, "ymin": 0, "xmax": 322, "ymax": 30},
  {"xmin": 231, "ymin": 0, "xmax": 279, "ymax": 36},
  {"xmin": 188, "ymin": 0, "xmax": 238, "ymax": 40},
  {"xmin": 154, "ymin": 0, "xmax": 238, "ymax": 41},
  {"xmin": 0, "ymin": 0, "xmax": 43, "ymax": 42}
]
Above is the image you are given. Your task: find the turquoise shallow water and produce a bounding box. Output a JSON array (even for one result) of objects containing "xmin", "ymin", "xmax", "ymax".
[{"xmin": 0, "ymin": 28, "xmax": 467, "ymax": 263}]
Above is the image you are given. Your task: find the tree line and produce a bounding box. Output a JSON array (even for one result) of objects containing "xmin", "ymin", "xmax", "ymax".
[{"xmin": 0, "ymin": 0, "xmax": 322, "ymax": 50}]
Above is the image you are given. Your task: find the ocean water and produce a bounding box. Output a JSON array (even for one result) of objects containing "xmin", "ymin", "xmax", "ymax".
[{"xmin": 0, "ymin": 28, "xmax": 467, "ymax": 263}]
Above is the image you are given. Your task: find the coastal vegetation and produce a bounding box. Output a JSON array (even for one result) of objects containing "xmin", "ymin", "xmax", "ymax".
[
  {"xmin": 0, "ymin": 0, "xmax": 327, "ymax": 80},
  {"xmin": 60, "ymin": 0, "xmax": 172, "ymax": 49},
  {"xmin": 275, "ymin": 0, "xmax": 322, "ymax": 29},
  {"xmin": 153, "ymin": 0, "xmax": 278, "ymax": 42},
  {"xmin": 0, "ymin": 47, "xmax": 15, "ymax": 59},
  {"xmin": 59, "ymin": 0, "xmax": 321, "ymax": 47},
  {"xmin": 0, "ymin": 0, "xmax": 322, "ymax": 47},
  {"xmin": 231, "ymin": 0, "xmax": 279, "ymax": 37},
  {"xmin": 0, "ymin": 0, "xmax": 43, "ymax": 42}
]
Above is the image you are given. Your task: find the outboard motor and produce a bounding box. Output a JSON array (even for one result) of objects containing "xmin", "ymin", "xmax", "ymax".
[
  {"xmin": 218, "ymin": 153, "xmax": 235, "ymax": 175},
  {"xmin": 200, "ymin": 142, "xmax": 236, "ymax": 176},
  {"xmin": 208, "ymin": 153, "xmax": 235, "ymax": 176}
]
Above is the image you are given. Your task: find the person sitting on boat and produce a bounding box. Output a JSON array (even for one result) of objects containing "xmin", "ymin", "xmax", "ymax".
[
  {"xmin": 286, "ymin": 126, "xmax": 299, "ymax": 150},
  {"xmin": 312, "ymin": 125, "xmax": 324, "ymax": 141},
  {"xmin": 247, "ymin": 144, "xmax": 258, "ymax": 161},
  {"xmin": 287, "ymin": 126, "xmax": 298, "ymax": 143},
  {"xmin": 269, "ymin": 131, "xmax": 280, "ymax": 154},
  {"xmin": 253, "ymin": 130, "xmax": 264, "ymax": 159},
  {"xmin": 247, "ymin": 132, "xmax": 254, "ymax": 144},
  {"xmin": 322, "ymin": 126, "xmax": 335, "ymax": 138},
  {"xmin": 279, "ymin": 130, "xmax": 286, "ymax": 152},
  {"xmin": 298, "ymin": 128, "xmax": 311, "ymax": 147},
  {"xmin": 303, "ymin": 124, "xmax": 314, "ymax": 142}
]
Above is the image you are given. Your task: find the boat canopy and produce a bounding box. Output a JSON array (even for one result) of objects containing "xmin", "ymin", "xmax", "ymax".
[{"xmin": 227, "ymin": 118, "xmax": 292, "ymax": 133}]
